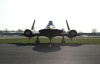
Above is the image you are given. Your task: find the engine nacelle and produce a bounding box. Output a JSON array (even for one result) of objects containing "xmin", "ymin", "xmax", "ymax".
[
  {"xmin": 24, "ymin": 29, "xmax": 32, "ymax": 37},
  {"xmin": 67, "ymin": 30, "xmax": 77, "ymax": 38}
]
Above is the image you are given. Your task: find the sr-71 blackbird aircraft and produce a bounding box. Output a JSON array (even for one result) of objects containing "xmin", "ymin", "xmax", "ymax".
[{"xmin": 23, "ymin": 20, "xmax": 78, "ymax": 44}]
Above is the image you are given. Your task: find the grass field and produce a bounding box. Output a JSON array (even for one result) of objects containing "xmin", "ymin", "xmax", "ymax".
[{"xmin": 0, "ymin": 36, "xmax": 100, "ymax": 44}]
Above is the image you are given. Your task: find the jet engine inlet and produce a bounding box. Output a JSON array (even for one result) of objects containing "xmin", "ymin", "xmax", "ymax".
[
  {"xmin": 24, "ymin": 29, "xmax": 32, "ymax": 37},
  {"xmin": 67, "ymin": 30, "xmax": 77, "ymax": 38}
]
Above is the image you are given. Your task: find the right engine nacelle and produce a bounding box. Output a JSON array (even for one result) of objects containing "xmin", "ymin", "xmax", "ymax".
[
  {"xmin": 24, "ymin": 29, "xmax": 33, "ymax": 37},
  {"xmin": 67, "ymin": 30, "xmax": 77, "ymax": 38}
]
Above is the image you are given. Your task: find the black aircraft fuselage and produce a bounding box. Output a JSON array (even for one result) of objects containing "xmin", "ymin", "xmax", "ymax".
[
  {"xmin": 39, "ymin": 21, "xmax": 63, "ymax": 41},
  {"xmin": 39, "ymin": 29, "xmax": 62, "ymax": 41}
]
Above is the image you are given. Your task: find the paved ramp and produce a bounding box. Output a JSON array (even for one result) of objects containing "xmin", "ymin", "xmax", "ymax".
[{"xmin": 0, "ymin": 44, "xmax": 100, "ymax": 64}]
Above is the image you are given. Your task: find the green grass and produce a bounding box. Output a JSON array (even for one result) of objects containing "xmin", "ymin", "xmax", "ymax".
[{"xmin": 0, "ymin": 37, "xmax": 100, "ymax": 44}]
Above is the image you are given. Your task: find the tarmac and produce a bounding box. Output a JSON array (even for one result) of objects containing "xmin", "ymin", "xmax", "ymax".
[{"xmin": 0, "ymin": 44, "xmax": 100, "ymax": 64}]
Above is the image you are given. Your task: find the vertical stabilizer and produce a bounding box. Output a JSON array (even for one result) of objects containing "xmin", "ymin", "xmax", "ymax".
[
  {"xmin": 66, "ymin": 20, "xmax": 70, "ymax": 30},
  {"xmin": 31, "ymin": 20, "xmax": 35, "ymax": 30}
]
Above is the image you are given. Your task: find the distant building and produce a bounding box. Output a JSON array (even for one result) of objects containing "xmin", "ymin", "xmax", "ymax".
[{"xmin": 79, "ymin": 32, "xmax": 100, "ymax": 36}]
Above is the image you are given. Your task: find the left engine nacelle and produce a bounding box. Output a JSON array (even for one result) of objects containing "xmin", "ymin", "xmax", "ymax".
[
  {"xmin": 24, "ymin": 29, "xmax": 33, "ymax": 37},
  {"xmin": 67, "ymin": 30, "xmax": 77, "ymax": 38}
]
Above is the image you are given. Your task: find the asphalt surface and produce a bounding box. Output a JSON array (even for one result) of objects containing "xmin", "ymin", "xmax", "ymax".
[{"xmin": 0, "ymin": 44, "xmax": 100, "ymax": 64}]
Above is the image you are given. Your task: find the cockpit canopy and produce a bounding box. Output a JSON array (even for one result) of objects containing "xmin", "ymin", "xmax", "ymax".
[{"xmin": 45, "ymin": 21, "xmax": 56, "ymax": 29}]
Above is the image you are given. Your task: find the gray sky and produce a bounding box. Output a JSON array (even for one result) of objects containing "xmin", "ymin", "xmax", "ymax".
[{"xmin": 0, "ymin": 0, "xmax": 100, "ymax": 32}]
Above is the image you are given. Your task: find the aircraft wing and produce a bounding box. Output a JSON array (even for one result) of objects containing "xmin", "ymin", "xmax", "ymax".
[{"xmin": 22, "ymin": 29, "xmax": 78, "ymax": 38}]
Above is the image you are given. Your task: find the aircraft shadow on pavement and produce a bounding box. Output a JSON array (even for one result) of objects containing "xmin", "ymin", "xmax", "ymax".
[
  {"xmin": 33, "ymin": 44, "xmax": 61, "ymax": 53},
  {"xmin": 13, "ymin": 42, "xmax": 82, "ymax": 53},
  {"xmin": 32, "ymin": 43, "xmax": 82, "ymax": 53},
  {"xmin": 14, "ymin": 42, "xmax": 82, "ymax": 47}
]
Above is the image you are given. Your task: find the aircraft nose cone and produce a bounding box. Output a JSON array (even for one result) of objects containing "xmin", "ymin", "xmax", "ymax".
[
  {"xmin": 45, "ymin": 21, "xmax": 56, "ymax": 29},
  {"xmin": 48, "ymin": 21, "xmax": 54, "ymax": 26}
]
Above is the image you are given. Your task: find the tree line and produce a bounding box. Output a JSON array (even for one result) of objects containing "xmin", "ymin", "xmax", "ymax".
[
  {"xmin": 0, "ymin": 28, "xmax": 98, "ymax": 35},
  {"xmin": 0, "ymin": 29, "xmax": 24, "ymax": 34}
]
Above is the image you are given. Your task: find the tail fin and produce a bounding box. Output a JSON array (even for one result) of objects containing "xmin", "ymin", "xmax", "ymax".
[
  {"xmin": 66, "ymin": 20, "xmax": 70, "ymax": 30},
  {"xmin": 31, "ymin": 20, "xmax": 35, "ymax": 30}
]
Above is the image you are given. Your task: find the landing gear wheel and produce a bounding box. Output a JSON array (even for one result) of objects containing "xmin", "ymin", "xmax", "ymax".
[
  {"xmin": 61, "ymin": 36, "xmax": 66, "ymax": 44},
  {"xmin": 61, "ymin": 40, "xmax": 66, "ymax": 44},
  {"xmin": 35, "ymin": 40, "xmax": 40, "ymax": 45}
]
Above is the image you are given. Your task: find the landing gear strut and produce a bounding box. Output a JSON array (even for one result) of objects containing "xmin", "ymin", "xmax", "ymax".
[
  {"xmin": 61, "ymin": 36, "xmax": 66, "ymax": 44},
  {"xmin": 49, "ymin": 37, "xmax": 52, "ymax": 44},
  {"xmin": 35, "ymin": 36, "xmax": 40, "ymax": 44}
]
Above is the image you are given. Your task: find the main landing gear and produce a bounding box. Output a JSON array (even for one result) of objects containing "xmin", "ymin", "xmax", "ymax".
[
  {"xmin": 35, "ymin": 36, "xmax": 40, "ymax": 44},
  {"xmin": 61, "ymin": 36, "xmax": 66, "ymax": 44},
  {"xmin": 35, "ymin": 36, "xmax": 66, "ymax": 45}
]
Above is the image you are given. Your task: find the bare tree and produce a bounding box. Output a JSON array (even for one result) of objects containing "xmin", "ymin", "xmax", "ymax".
[
  {"xmin": 5, "ymin": 28, "xmax": 8, "ymax": 33},
  {"xmin": 11, "ymin": 30, "xmax": 16, "ymax": 33},
  {"xmin": 0, "ymin": 30, "xmax": 3, "ymax": 34},
  {"xmin": 91, "ymin": 28, "xmax": 97, "ymax": 33},
  {"xmin": 62, "ymin": 28, "xmax": 66, "ymax": 33},
  {"xmin": 16, "ymin": 29, "xmax": 23, "ymax": 33}
]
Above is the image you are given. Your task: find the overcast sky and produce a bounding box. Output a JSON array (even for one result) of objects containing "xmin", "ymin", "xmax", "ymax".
[{"xmin": 0, "ymin": 0, "xmax": 100, "ymax": 32}]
